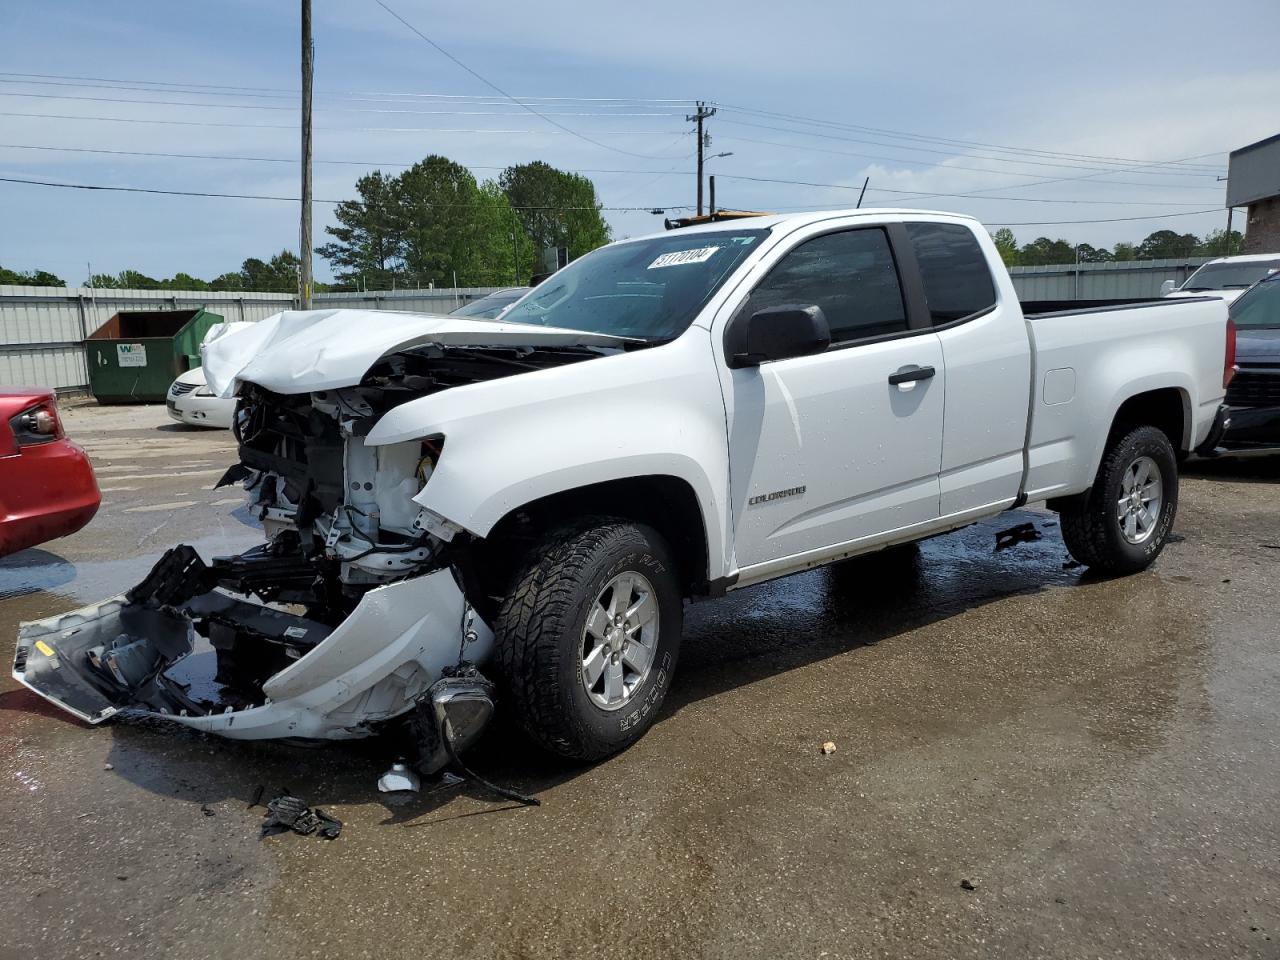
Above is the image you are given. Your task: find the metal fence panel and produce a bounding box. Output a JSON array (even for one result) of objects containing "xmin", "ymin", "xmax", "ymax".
[
  {"xmin": 0, "ymin": 285, "xmax": 500, "ymax": 392},
  {"xmin": 1007, "ymin": 257, "xmax": 1213, "ymax": 301},
  {"xmin": 3, "ymin": 264, "xmax": 1218, "ymax": 392}
]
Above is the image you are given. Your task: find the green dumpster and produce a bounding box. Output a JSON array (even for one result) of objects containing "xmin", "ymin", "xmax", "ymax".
[{"xmin": 85, "ymin": 307, "xmax": 224, "ymax": 403}]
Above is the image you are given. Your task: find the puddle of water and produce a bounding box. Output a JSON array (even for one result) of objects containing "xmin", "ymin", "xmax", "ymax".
[{"xmin": 0, "ymin": 528, "xmax": 263, "ymax": 606}]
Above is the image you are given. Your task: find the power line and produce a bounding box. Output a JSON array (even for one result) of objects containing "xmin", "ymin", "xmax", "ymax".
[
  {"xmin": 0, "ymin": 142, "xmax": 690, "ymax": 176},
  {"xmin": 714, "ymin": 103, "xmax": 1224, "ymax": 173},
  {"xmin": 718, "ymin": 117, "xmax": 1224, "ymax": 178},
  {"xmin": 718, "ymin": 135, "xmax": 1224, "ymax": 189},
  {"xmin": 711, "ymin": 134, "xmax": 1218, "ymax": 189},
  {"xmin": 0, "ymin": 111, "xmax": 688, "ymax": 144},
  {"xmin": 0, "ymin": 71, "xmax": 692, "ymax": 104},
  {"xmin": 0, "ymin": 174, "xmax": 689, "ymax": 211},
  {"xmin": 987, "ymin": 208, "xmax": 1222, "ymax": 227},
  {"xmin": 1, "ymin": 175, "xmax": 1217, "ymax": 226},
  {"xmin": 715, "ymin": 173, "xmax": 1218, "ymax": 206},
  {"xmin": 0, "ymin": 89, "xmax": 686, "ymax": 118},
  {"xmin": 370, "ymin": 0, "xmax": 678, "ymax": 160}
]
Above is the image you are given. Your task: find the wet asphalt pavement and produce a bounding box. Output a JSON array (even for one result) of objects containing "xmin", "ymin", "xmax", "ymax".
[{"xmin": 2, "ymin": 403, "xmax": 1279, "ymax": 959}]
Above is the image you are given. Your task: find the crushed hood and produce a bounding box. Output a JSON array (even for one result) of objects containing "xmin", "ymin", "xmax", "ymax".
[{"xmin": 202, "ymin": 308, "xmax": 630, "ymax": 397}]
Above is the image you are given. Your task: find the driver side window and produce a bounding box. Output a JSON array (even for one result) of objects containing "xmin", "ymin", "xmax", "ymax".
[{"xmin": 744, "ymin": 228, "xmax": 908, "ymax": 344}]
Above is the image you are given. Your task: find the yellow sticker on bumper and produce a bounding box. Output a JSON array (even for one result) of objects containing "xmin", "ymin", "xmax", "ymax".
[{"xmin": 34, "ymin": 640, "xmax": 55, "ymax": 657}]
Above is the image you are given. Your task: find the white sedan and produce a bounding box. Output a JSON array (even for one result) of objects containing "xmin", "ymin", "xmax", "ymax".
[{"xmin": 166, "ymin": 366, "xmax": 235, "ymax": 429}]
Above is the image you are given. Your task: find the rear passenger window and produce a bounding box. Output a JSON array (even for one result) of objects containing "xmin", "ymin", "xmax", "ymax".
[
  {"xmin": 905, "ymin": 222, "xmax": 997, "ymax": 324},
  {"xmin": 744, "ymin": 228, "xmax": 907, "ymax": 344}
]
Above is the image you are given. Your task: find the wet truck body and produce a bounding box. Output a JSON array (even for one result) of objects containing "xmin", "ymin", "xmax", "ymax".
[{"xmin": 13, "ymin": 209, "xmax": 1233, "ymax": 769}]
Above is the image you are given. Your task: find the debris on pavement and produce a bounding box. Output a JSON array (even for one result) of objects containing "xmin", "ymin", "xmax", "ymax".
[
  {"xmin": 960, "ymin": 878, "xmax": 977, "ymax": 891},
  {"xmin": 247, "ymin": 784, "xmax": 265, "ymax": 809},
  {"xmin": 377, "ymin": 761, "xmax": 421, "ymax": 794},
  {"xmin": 820, "ymin": 741, "xmax": 837, "ymax": 755},
  {"xmin": 994, "ymin": 522, "xmax": 1042, "ymax": 551},
  {"xmin": 200, "ymin": 803, "xmax": 216, "ymax": 817},
  {"xmin": 259, "ymin": 793, "xmax": 342, "ymax": 840}
]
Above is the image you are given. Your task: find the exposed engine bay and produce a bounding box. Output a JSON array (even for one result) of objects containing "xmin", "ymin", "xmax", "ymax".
[{"xmin": 13, "ymin": 336, "xmax": 616, "ymax": 767}]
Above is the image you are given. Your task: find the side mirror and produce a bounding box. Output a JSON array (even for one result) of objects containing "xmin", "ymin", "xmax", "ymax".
[
  {"xmin": 1160, "ymin": 279, "xmax": 1177, "ymax": 296},
  {"xmin": 726, "ymin": 305, "xmax": 832, "ymax": 368}
]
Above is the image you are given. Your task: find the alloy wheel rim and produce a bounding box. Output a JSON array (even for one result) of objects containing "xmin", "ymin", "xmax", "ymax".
[
  {"xmin": 1117, "ymin": 455, "xmax": 1163, "ymax": 545},
  {"xmin": 580, "ymin": 571, "xmax": 658, "ymax": 711}
]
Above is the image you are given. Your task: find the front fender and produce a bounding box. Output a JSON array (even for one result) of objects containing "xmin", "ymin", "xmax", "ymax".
[{"xmin": 365, "ymin": 333, "xmax": 732, "ymax": 580}]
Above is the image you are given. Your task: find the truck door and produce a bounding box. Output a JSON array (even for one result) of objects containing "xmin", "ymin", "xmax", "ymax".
[
  {"xmin": 720, "ymin": 224, "xmax": 945, "ymax": 575},
  {"xmin": 900, "ymin": 221, "xmax": 1032, "ymax": 517}
]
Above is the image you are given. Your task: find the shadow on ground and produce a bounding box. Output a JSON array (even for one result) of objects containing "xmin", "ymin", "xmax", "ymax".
[{"xmin": 49, "ymin": 510, "xmax": 1084, "ymax": 826}]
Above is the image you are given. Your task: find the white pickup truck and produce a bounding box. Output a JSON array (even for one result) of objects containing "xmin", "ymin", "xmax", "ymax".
[{"xmin": 14, "ymin": 209, "xmax": 1234, "ymax": 770}]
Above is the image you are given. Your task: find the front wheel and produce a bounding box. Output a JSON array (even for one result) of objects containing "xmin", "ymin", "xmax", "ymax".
[
  {"xmin": 1059, "ymin": 425, "xmax": 1179, "ymax": 575},
  {"xmin": 494, "ymin": 521, "xmax": 683, "ymax": 761}
]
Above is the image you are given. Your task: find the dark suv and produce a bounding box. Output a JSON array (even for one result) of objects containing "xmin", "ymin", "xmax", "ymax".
[{"xmin": 1223, "ymin": 274, "xmax": 1280, "ymax": 450}]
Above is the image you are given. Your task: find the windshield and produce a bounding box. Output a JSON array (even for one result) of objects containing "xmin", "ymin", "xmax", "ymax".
[
  {"xmin": 1181, "ymin": 260, "xmax": 1280, "ymax": 291},
  {"xmin": 1229, "ymin": 277, "xmax": 1280, "ymax": 328},
  {"xmin": 450, "ymin": 289, "xmax": 528, "ymax": 320},
  {"xmin": 499, "ymin": 229, "xmax": 770, "ymax": 340}
]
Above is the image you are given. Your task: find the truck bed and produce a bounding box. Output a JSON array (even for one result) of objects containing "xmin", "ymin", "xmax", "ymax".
[{"xmin": 1019, "ymin": 295, "xmax": 1228, "ymax": 502}]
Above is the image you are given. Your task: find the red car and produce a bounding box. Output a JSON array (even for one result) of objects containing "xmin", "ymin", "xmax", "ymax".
[{"xmin": 0, "ymin": 388, "xmax": 100, "ymax": 557}]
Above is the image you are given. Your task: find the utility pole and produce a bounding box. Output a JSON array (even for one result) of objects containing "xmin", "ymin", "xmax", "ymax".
[
  {"xmin": 299, "ymin": 0, "xmax": 314, "ymax": 308},
  {"xmin": 709, "ymin": 175, "xmax": 716, "ymax": 216},
  {"xmin": 686, "ymin": 100, "xmax": 716, "ymax": 216}
]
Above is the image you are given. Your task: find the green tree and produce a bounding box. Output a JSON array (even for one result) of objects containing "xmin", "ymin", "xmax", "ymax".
[
  {"xmin": 0, "ymin": 265, "xmax": 65, "ymax": 286},
  {"xmin": 1112, "ymin": 242, "xmax": 1138, "ymax": 262},
  {"xmin": 466, "ymin": 181, "xmax": 537, "ymax": 285},
  {"xmin": 240, "ymin": 250, "xmax": 300, "ymax": 292},
  {"xmin": 210, "ymin": 271, "xmax": 246, "ymax": 291},
  {"xmin": 1018, "ymin": 237, "xmax": 1075, "ymax": 266},
  {"xmin": 991, "ymin": 228, "xmax": 1019, "ymax": 266},
  {"xmin": 317, "ymin": 170, "xmax": 404, "ymax": 289},
  {"xmin": 1136, "ymin": 230, "xmax": 1200, "ymax": 260},
  {"xmin": 393, "ymin": 156, "xmax": 491, "ymax": 287},
  {"xmin": 166, "ymin": 272, "xmax": 210, "ymax": 291},
  {"xmin": 499, "ymin": 161, "xmax": 612, "ymax": 263},
  {"xmin": 1198, "ymin": 229, "xmax": 1244, "ymax": 257},
  {"xmin": 1075, "ymin": 243, "xmax": 1113, "ymax": 263}
]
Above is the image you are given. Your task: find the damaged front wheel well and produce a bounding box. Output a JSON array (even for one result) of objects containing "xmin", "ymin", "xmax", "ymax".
[{"xmin": 467, "ymin": 476, "xmax": 711, "ymax": 608}]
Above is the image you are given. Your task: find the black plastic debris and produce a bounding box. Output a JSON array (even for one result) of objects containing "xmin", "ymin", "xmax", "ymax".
[
  {"xmin": 260, "ymin": 793, "xmax": 342, "ymax": 840},
  {"xmin": 994, "ymin": 522, "xmax": 1042, "ymax": 552}
]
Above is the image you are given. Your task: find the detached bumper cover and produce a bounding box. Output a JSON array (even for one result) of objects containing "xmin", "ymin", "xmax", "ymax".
[{"xmin": 13, "ymin": 565, "xmax": 494, "ymax": 740}]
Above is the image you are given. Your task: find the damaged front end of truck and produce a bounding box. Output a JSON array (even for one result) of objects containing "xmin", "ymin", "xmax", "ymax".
[{"xmin": 12, "ymin": 310, "xmax": 624, "ymax": 770}]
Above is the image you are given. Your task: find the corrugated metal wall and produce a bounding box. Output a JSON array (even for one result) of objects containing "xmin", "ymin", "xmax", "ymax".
[
  {"xmin": 0, "ymin": 262, "xmax": 1219, "ymax": 393},
  {"xmin": 315, "ymin": 287, "xmax": 504, "ymax": 314},
  {"xmin": 0, "ymin": 286, "xmax": 501, "ymax": 392},
  {"xmin": 1007, "ymin": 257, "xmax": 1212, "ymax": 301}
]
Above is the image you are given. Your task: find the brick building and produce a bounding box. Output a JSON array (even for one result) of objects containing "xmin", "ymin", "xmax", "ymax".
[{"xmin": 1228, "ymin": 134, "xmax": 1280, "ymax": 253}]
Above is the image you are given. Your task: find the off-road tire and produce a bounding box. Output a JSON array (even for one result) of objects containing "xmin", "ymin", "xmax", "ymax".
[
  {"xmin": 1060, "ymin": 425, "xmax": 1179, "ymax": 575},
  {"xmin": 494, "ymin": 520, "xmax": 682, "ymax": 761}
]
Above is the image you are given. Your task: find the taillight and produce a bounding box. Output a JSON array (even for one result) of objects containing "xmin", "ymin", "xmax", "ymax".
[
  {"xmin": 10, "ymin": 401, "xmax": 62, "ymax": 445},
  {"xmin": 1224, "ymin": 318, "xmax": 1237, "ymax": 390}
]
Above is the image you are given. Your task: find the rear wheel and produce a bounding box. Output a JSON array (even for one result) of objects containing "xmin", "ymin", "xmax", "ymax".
[
  {"xmin": 494, "ymin": 521, "xmax": 683, "ymax": 761},
  {"xmin": 1060, "ymin": 425, "xmax": 1179, "ymax": 574}
]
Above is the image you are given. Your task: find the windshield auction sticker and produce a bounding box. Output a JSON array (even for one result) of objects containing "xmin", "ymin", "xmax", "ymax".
[{"xmin": 648, "ymin": 246, "xmax": 721, "ymax": 269}]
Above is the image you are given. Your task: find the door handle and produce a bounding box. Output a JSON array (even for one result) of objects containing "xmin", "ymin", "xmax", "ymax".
[{"xmin": 888, "ymin": 365, "xmax": 936, "ymax": 385}]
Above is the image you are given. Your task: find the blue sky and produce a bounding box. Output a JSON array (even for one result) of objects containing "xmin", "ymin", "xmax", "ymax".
[{"xmin": 2, "ymin": 0, "xmax": 1277, "ymax": 285}]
